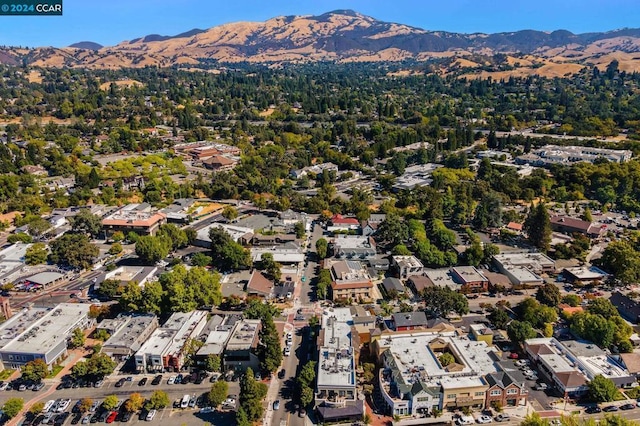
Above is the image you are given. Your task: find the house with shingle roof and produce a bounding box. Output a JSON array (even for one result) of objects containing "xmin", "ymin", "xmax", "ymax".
[
  {"xmin": 246, "ymin": 270, "xmax": 274, "ymax": 299},
  {"xmin": 485, "ymin": 370, "xmax": 528, "ymax": 408}
]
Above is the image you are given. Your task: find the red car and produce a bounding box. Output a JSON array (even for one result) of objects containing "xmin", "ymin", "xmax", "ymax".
[
  {"xmin": 508, "ymin": 352, "xmax": 519, "ymax": 359},
  {"xmin": 106, "ymin": 411, "xmax": 118, "ymax": 423}
]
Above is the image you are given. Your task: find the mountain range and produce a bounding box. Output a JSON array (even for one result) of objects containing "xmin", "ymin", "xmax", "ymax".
[{"xmin": 3, "ymin": 9, "xmax": 640, "ymax": 77}]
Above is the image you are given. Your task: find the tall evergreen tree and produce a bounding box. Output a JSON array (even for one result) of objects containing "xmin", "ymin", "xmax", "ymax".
[{"xmin": 524, "ymin": 203, "xmax": 551, "ymax": 252}]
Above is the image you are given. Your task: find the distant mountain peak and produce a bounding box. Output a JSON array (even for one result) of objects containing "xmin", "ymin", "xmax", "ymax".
[{"xmin": 68, "ymin": 41, "xmax": 102, "ymax": 50}]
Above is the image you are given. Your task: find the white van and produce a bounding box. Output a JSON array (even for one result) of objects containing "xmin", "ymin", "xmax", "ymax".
[{"xmin": 180, "ymin": 394, "xmax": 190, "ymax": 409}]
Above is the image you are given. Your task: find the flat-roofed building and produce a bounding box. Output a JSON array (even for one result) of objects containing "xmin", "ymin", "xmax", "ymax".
[
  {"xmin": 0, "ymin": 243, "xmax": 32, "ymax": 285},
  {"xmin": 451, "ymin": 266, "xmax": 488, "ymax": 293},
  {"xmin": 0, "ymin": 303, "xmax": 94, "ymax": 369},
  {"xmin": 392, "ymin": 256, "xmax": 424, "ymax": 279},
  {"xmin": 99, "ymin": 314, "xmax": 159, "ymax": 361},
  {"xmin": 331, "ymin": 236, "xmax": 376, "ymax": 260},
  {"xmin": 251, "ymin": 246, "xmax": 305, "ymax": 265},
  {"xmin": 492, "ymin": 252, "xmax": 554, "ymax": 285},
  {"xmin": 195, "ymin": 223, "xmax": 253, "ymax": 247},
  {"xmin": 328, "ymin": 260, "xmax": 373, "ymax": 303},
  {"xmin": 316, "ymin": 308, "xmax": 363, "ymax": 423},
  {"xmin": 377, "ymin": 331, "xmax": 497, "ymax": 416},
  {"xmin": 102, "ymin": 266, "xmax": 158, "ymax": 288},
  {"xmin": 562, "ymin": 266, "xmax": 608, "ymax": 285},
  {"xmin": 102, "ymin": 204, "xmax": 167, "ymax": 237},
  {"xmin": 223, "ymin": 319, "xmax": 261, "ymax": 373},
  {"xmin": 424, "ymin": 268, "xmax": 458, "ymax": 291},
  {"xmin": 134, "ymin": 311, "xmax": 208, "ymax": 372}
]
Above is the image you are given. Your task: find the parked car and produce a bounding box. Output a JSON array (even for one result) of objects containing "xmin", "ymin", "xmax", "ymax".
[
  {"xmin": 33, "ymin": 382, "xmax": 45, "ymax": 391},
  {"xmin": 585, "ymin": 406, "xmax": 601, "ymax": 414},
  {"xmin": 603, "ymin": 405, "xmax": 619, "ymax": 412},
  {"xmin": 620, "ymin": 403, "xmax": 635, "ymax": 410},
  {"xmin": 278, "ymin": 369, "xmax": 286, "ymax": 379},
  {"xmin": 209, "ymin": 373, "xmax": 221, "ymax": 383},
  {"xmin": 283, "ymin": 347, "xmax": 291, "ymax": 356},
  {"xmin": 273, "ymin": 400, "xmax": 281, "ymax": 410},
  {"xmin": 456, "ymin": 415, "xmax": 475, "ymax": 425},
  {"xmin": 119, "ymin": 411, "xmax": 133, "ymax": 422},
  {"xmin": 81, "ymin": 414, "xmax": 91, "ymax": 424},
  {"xmin": 93, "ymin": 380, "xmax": 104, "ymax": 388},
  {"xmin": 151, "ymin": 375, "xmax": 162, "ymax": 385},
  {"xmin": 43, "ymin": 400, "xmax": 56, "ymax": 412},
  {"xmin": 200, "ymin": 407, "xmax": 213, "ymax": 414},
  {"xmin": 167, "ymin": 375, "xmax": 176, "ymax": 385},
  {"xmin": 495, "ymin": 414, "xmax": 510, "ymax": 422},
  {"xmin": 115, "ymin": 378, "xmax": 126, "ymax": 387},
  {"xmin": 534, "ymin": 383, "xmax": 548, "ymax": 391},
  {"xmin": 476, "ymin": 415, "xmax": 493, "ymax": 424},
  {"xmin": 105, "ymin": 411, "xmax": 118, "ymax": 423},
  {"xmin": 138, "ymin": 377, "xmax": 148, "ymax": 386},
  {"xmin": 146, "ymin": 409, "xmax": 157, "ymax": 421}
]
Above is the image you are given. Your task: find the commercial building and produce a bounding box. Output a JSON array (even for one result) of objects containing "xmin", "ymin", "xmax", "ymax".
[
  {"xmin": 0, "ymin": 303, "xmax": 94, "ymax": 369},
  {"xmin": 550, "ymin": 216, "xmax": 605, "ymax": 238},
  {"xmin": 99, "ymin": 314, "xmax": 159, "ymax": 361},
  {"xmin": 525, "ymin": 338, "xmax": 635, "ymax": 397},
  {"xmin": 195, "ymin": 223, "xmax": 253, "ymax": 247},
  {"xmin": 328, "ymin": 260, "xmax": 374, "ymax": 303},
  {"xmin": 327, "ymin": 214, "xmax": 360, "ymax": 233},
  {"xmin": 101, "ymin": 203, "xmax": 167, "ymax": 237},
  {"xmin": 562, "ymin": 266, "xmax": 608, "ymax": 285},
  {"xmin": 451, "ymin": 266, "xmax": 489, "ymax": 293},
  {"xmin": 392, "ymin": 256, "xmax": 424, "ymax": 280},
  {"xmin": 251, "ymin": 246, "xmax": 305, "ymax": 265},
  {"xmin": 516, "ymin": 145, "xmax": 632, "ymax": 166},
  {"xmin": 610, "ymin": 292, "xmax": 640, "ymax": 323},
  {"xmin": 223, "ymin": 319, "xmax": 261, "ymax": 373},
  {"xmin": 423, "ymin": 268, "xmax": 459, "ymax": 291},
  {"xmin": 102, "ymin": 266, "xmax": 158, "ymax": 288},
  {"xmin": 134, "ymin": 311, "xmax": 208, "ymax": 372},
  {"xmin": 23, "ymin": 271, "xmax": 65, "ymax": 288},
  {"xmin": 331, "ymin": 236, "xmax": 377, "ymax": 260},
  {"xmin": 0, "ymin": 243, "xmax": 32, "ymax": 285},
  {"xmin": 246, "ymin": 270, "xmax": 274, "ymax": 299},
  {"xmin": 315, "ymin": 308, "xmax": 364, "ymax": 423},
  {"xmin": 484, "ymin": 370, "xmax": 528, "ymax": 409},
  {"xmin": 492, "ymin": 252, "xmax": 555, "ymax": 286},
  {"xmin": 376, "ymin": 331, "xmax": 497, "ymax": 416},
  {"xmin": 202, "ymin": 155, "xmax": 239, "ymax": 172},
  {"xmin": 392, "ymin": 163, "xmax": 443, "ymax": 192}
]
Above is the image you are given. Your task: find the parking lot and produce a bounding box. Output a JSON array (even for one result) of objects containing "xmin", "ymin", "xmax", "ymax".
[{"xmin": 4, "ymin": 373, "xmax": 240, "ymax": 426}]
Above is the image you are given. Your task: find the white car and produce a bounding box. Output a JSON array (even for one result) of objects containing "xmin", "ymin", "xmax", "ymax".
[
  {"xmin": 43, "ymin": 400, "xmax": 56, "ymax": 412},
  {"xmin": 167, "ymin": 375, "xmax": 176, "ymax": 385},
  {"xmin": 515, "ymin": 360, "xmax": 530, "ymax": 367},
  {"xmin": 283, "ymin": 347, "xmax": 291, "ymax": 356},
  {"xmin": 0, "ymin": 382, "xmax": 9, "ymax": 391},
  {"xmin": 200, "ymin": 407, "xmax": 213, "ymax": 414},
  {"xmin": 146, "ymin": 409, "xmax": 157, "ymax": 421},
  {"xmin": 477, "ymin": 415, "xmax": 493, "ymax": 424},
  {"xmin": 457, "ymin": 415, "xmax": 475, "ymax": 425},
  {"xmin": 56, "ymin": 398, "xmax": 71, "ymax": 412}
]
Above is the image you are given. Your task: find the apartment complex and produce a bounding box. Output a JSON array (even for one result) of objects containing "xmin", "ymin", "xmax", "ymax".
[
  {"xmin": 328, "ymin": 260, "xmax": 374, "ymax": 302},
  {"xmin": 392, "ymin": 256, "xmax": 424, "ymax": 280},
  {"xmin": 516, "ymin": 145, "xmax": 632, "ymax": 166},
  {"xmin": 331, "ymin": 236, "xmax": 377, "ymax": 260},
  {"xmin": 223, "ymin": 319, "xmax": 262, "ymax": 373}
]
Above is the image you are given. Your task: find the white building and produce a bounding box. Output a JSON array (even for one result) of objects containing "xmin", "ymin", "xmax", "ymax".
[
  {"xmin": 492, "ymin": 252, "xmax": 555, "ymax": 285},
  {"xmin": 391, "ymin": 256, "xmax": 424, "ymax": 279}
]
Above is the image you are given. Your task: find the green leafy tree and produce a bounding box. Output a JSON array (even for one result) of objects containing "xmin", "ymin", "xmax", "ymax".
[
  {"xmin": 29, "ymin": 401, "xmax": 45, "ymax": 415},
  {"xmin": 70, "ymin": 327, "xmax": 86, "ymax": 349},
  {"xmin": 596, "ymin": 240, "xmax": 640, "ymax": 285},
  {"xmin": 97, "ymin": 279, "xmax": 121, "ymax": 299},
  {"xmin": 562, "ymin": 294, "xmax": 582, "ymax": 307},
  {"xmin": 222, "ymin": 206, "xmax": 238, "ymax": 222},
  {"xmin": 391, "ymin": 244, "xmax": 412, "ymax": 255},
  {"xmin": 208, "ymin": 380, "xmax": 229, "ymax": 407},
  {"xmin": 587, "ymin": 298, "xmax": 619, "ymax": 317},
  {"xmin": 377, "ymin": 214, "xmax": 408, "ymax": 247},
  {"xmin": 315, "ymin": 238, "xmax": 328, "ymax": 259},
  {"xmin": 507, "ymin": 320, "xmax": 537, "ymax": 345},
  {"xmin": 69, "ymin": 210, "xmax": 102, "ymax": 237},
  {"xmin": 108, "ymin": 243, "xmax": 123, "ymax": 255},
  {"xmin": 488, "ymin": 309, "xmax": 510, "ymax": 330},
  {"xmin": 536, "ymin": 283, "xmax": 562, "ymax": 307},
  {"xmin": 239, "ymin": 368, "xmax": 268, "ymax": 421},
  {"xmin": 119, "ymin": 281, "xmax": 143, "ymax": 312},
  {"xmin": 421, "ymin": 286, "xmax": 469, "ymax": 318},
  {"xmin": 205, "ymin": 354, "xmax": 221, "ymax": 372},
  {"xmin": 124, "ymin": 393, "xmax": 145, "ymax": 413},
  {"xmin": 111, "ymin": 231, "xmax": 125, "ymax": 242},
  {"xmin": 102, "ymin": 395, "xmax": 119, "ymax": 411},
  {"xmin": 135, "ymin": 235, "xmax": 171, "ymax": 263},
  {"xmin": 438, "ymin": 353, "xmax": 455, "ymax": 367},
  {"xmin": 8, "ymin": 233, "xmax": 32, "ymax": 244},
  {"xmin": 25, "ymin": 243, "xmax": 48, "ymax": 265},
  {"xmin": 21, "ymin": 359, "xmax": 48, "ymax": 383},
  {"xmin": 209, "ymin": 227, "xmax": 251, "ymax": 271},
  {"xmin": 259, "ymin": 253, "xmax": 281, "ymax": 283},
  {"xmin": 300, "ymin": 385, "xmax": 314, "ymax": 407},
  {"xmin": 145, "ymin": 390, "xmax": 170, "ymax": 410},
  {"xmin": 524, "ymin": 203, "xmax": 551, "ymax": 252},
  {"xmin": 157, "ymin": 224, "xmax": 188, "ymax": 251},
  {"xmin": 294, "ymin": 222, "xmax": 305, "ymax": 239},
  {"xmin": 259, "ymin": 315, "xmax": 283, "ymax": 374},
  {"xmin": 49, "ymin": 233, "xmax": 99, "ymax": 270},
  {"xmin": 191, "ymin": 252, "xmax": 212, "ymax": 267},
  {"xmin": 2, "ymin": 397, "xmax": 24, "ymax": 419},
  {"xmin": 588, "ymin": 375, "xmax": 619, "ymax": 402},
  {"xmin": 27, "ymin": 217, "xmax": 51, "ymax": 238}
]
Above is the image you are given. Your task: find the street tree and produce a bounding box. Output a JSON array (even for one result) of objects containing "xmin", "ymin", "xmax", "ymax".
[
  {"xmin": 145, "ymin": 391, "xmax": 170, "ymax": 410},
  {"xmin": 205, "ymin": 354, "xmax": 221, "ymax": 372},
  {"xmin": 315, "ymin": 238, "xmax": 328, "ymax": 259},
  {"xmin": 222, "ymin": 206, "xmax": 238, "ymax": 222},
  {"xmin": 208, "ymin": 380, "xmax": 228, "ymax": 407},
  {"xmin": 135, "ymin": 235, "xmax": 171, "ymax": 263},
  {"xmin": 124, "ymin": 393, "xmax": 145, "ymax": 412},
  {"xmin": 157, "ymin": 224, "xmax": 188, "ymax": 251},
  {"xmin": 191, "ymin": 252, "xmax": 212, "ymax": 267},
  {"xmin": 70, "ymin": 328, "xmax": 86, "ymax": 349},
  {"xmin": 78, "ymin": 398, "xmax": 93, "ymax": 413},
  {"xmin": 102, "ymin": 395, "xmax": 119, "ymax": 411},
  {"xmin": 507, "ymin": 320, "xmax": 537, "ymax": 345},
  {"xmin": 588, "ymin": 375, "xmax": 619, "ymax": 402},
  {"xmin": 488, "ymin": 309, "xmax": 510, "ymax": 330},
  {"xmin": 97, "ymin": 279, "xmax": 121, "ymax": 299},
  {"xmin": 21, "ymin": 359, "xmax": 48, "ymax": 383},
  {"xmin": 49, "ymin": 234, "xmax": 99, "ymax": 270},
  {"xmin": 294, "ymin": 222, "xmax": 305, "ymax": 239},
  {"xmin": 28, "ymin": 402, "xmax": 45, "ymax": 415}
]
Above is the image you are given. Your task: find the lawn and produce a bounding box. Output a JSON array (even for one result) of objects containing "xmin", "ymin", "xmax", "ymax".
[
  {"xmin": 0, "ymin": 369, "xmax": 14, "ymax": 380},
  {"xmin": 47, "ymin": 365, "xmax": 64, "ymax": 379}
]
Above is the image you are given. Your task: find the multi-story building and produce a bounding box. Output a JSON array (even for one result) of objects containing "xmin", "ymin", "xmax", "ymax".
[
  {"xmin": 484, "ymin": 370, "xmax": 528, "ymax": 409},
  {"xmin": 223, "ymin": 319, "xmax": 261, "ymax": 373},
  {"xmin": 492, "ymin": 252, "xmax": 555, "ymax": 286},
  {"xmin": 328, "ymin": 260, "xmax": 374, "ymax": 302},
  {"xmin": 331, "ymin": 236, "xmax": 377, "ymax": 260},
  {"xmin": 99, "ymin": 314, "xmax": 159, "ymax": 361},
  {"xmin": 451, "ymin": 266, "xmax": 489, "ymax": 293},
  {"xmin": 550, "ymin": 216, "xmax": 605, "ymax": 238},
  {"xmin": 315, "ymin": 308, "xmax": 364, "ymax": 424},
  {"xmin": 392, "ymin": 256, "xmax": 424, "ymax": 279},
  {"xmin": 0, "ymin": 304, "xmax": 94, "ymax": 369},
  {"xmin": 516, "ymin": 145, "xmax": 632, "ymax": 166},
  {"xmin": 376, "ymin": 331, "xmax": 496, "ymax": 416},
  {"xmin": 101, "ymin": 203, "xmax": 167, "ymax": 237},
  {"xmin": 134, "ymin": 311, "xmax": 208, "ymax": 372}
]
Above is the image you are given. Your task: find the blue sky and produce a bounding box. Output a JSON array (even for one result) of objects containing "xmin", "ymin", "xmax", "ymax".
[{"xmin": 2, "ymin": 0, "xmax": 640, "ymax": 47}]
